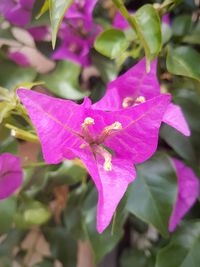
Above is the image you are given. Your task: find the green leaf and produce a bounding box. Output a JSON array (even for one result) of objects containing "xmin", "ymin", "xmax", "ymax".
[
  {"xmin": 39, "ymin": 61, "xmax": 87, "ymax": 100},
  {"xmin": 167, "ymin": 46, "xmax": 200, "ymax": 81},
  {"xmin": 133, "ymin": 4, "xmax": 162, "ymax": 69},
  {"xmin": 160, "ymin": 125, "xmax": 196, "ymax": 163},
  {"xmin": 49, "ymin": 0, "xmax": 74, "ymax": 48},
  {"xmin": 15, "ymin": 200, "xmax": 51, "ymax": 227},
  {"xmin": 94, "ymin": 28, "xmax": 129, "ymax": 59},
  {"xmin": 91, "ymin": 53, "xmax": 117, "ymax": 83},
  {"xmin": 83, "ymin": 188, "xmax": 123, "ymax": 263},
  {"xmin": 36, "ymin": 0, "xmax": 49, "ymax": 19},
  {"xmin": 0, "ymin": 103, "xmax": 14, "ymax": 123},
  {"xmin": 0, "ymin": 61, "xmax": 37, "ymax": 90},
  {"xmin": 0, "ymin": 136, "xmax": 18, "ymax": 154},
  {"xmin": 120, "ymin": 249, "xmax": 155, "ymax": 267},
  {"xmin": 172, "ymin": 15, "xmax": 193, "ymax": 37},
  {"xmin": 48, "ymin": 160, "xmax": 87, "ymax": 185},
  {"xmin": 126, "ymin": 153, "xmax": 177, "ymax": 238},
  {"xmin": 156, "ymin": 221, "xmax": 200, "ymax": 267},
  {"xmin": 44, "ymin": 227, "xmax": 77, "ymax": 266},
  {"xmin": 0, "ymin": 198, "xmax": 17, "ymax": 233}
]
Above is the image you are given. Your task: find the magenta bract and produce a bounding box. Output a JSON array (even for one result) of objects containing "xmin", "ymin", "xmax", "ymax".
[
  {"xmin": 169, "ymin": 159, "xmax": 199, "ymax": 231},
  {"xmin": 17, "ymin": 88, "xmax": 170, "ymax": 233},
  {"xmin": 93, "ymin": 58, "xmax": 190, "ymax": 136},
  {"xmin": 0, "ymin": 0, "xmax": 34, "ymax": 27},
  {"xmin": 0, "ymin": 153, "xmax": 23, "ymax": 200},
  {"xmin": 53, "ymin": 0, "xmax": 100, "ymax": 66}
]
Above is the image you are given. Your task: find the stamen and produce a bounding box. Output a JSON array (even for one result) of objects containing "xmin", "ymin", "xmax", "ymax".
[
  {"xmin": 104, "ymin": 121, "xmax": 122, "ymax": 133},
  {"xmin": 122, "ymin": 96, "xmax": 146, "ymax": 108},
  {"xmin": 134, "ymin": 96, "xmax": 146, "ymax": 105},
  {"xmin": 122, "ymin": 97, "xmax": 135, "ymax": 108},
  {"xmin": 97, "ymin": 121, "xmax": 122, "ymax": 144},
  {"xmin": 81, "ymin": 117, "xmax": 94, "ymax": 143},
  {"xmin": 104, "ymin": 156, "xmax": 112, "ymax": 171},
  {"xmin": 93, "ymin": 145, "xmax": 113, "ymax": 172},
  {"xmin": 82, "ymin": 117, "xmax": 94, "ymax": 126}
]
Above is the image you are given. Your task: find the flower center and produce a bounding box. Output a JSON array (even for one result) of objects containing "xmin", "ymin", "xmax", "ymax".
[
  {"xmin": 80, "ymin": 117, "xmax": 122, "ymax": 171},
  {"xmin": 122, "ymin": 96, "xmax": 146, "ymax": 108}
]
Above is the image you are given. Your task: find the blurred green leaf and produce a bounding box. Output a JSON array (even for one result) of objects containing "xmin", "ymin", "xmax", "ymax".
[
  {"xmin": 0, "ymin": 102, "xmax": 14, "ymax": 123},
  {"xmin": 94, "ymin": 28, "xmax": 129, "ymax": 59},
  {"xmin": 167, "ymin": 46, "xmax": 200, "ymax": 81},
  {"xmin": 39, "ymin": 61, "xmax": 87, "ymax": 100},
  {"xmin": 49, "ymin": 0, "xmax": 74, "ymax": 48},
  {"xmin": 0, "ymin": 61, "xmax": 37, "ymax": 90},
  {"xmin": 91, "ymin": 53, "xmax": 117, "ymax": 83},
  {"xmin": 156, "ymin": 221, "xmax": 200, "ymax": 267},
  {"xmin": 160, "ymin": 125, "xmax": 196, "ymax": 163},
  {"xmin": 183, "ymin": 23, "xmax": 200, "ymax": 45},
  {"xmin": 34, "ymin": 260, "xmax": 54, "ymax": 267},
  {"xmin": 162, "ymin": 23, "xmax": 172, "ymax": 44},
  {"xmin": 0, "ymin": 136, "xmax": 18, "ymax": 154},
  {"xmin": 172, "ymin": 15, "xmax": 193, "ymax": 37},
  {"xmin": 15, "ymin": 200, "xmax": 51, "ymax": 228},
  {"xmin": 126, "ymin": 153, "xmax": 177, "ymax": 238},
  {"xmin": 120, "ymin": 249, "xmax": 155, "ymax": 267},
  {"xmin": 36, "ymin": 0, "xmax": 49, "ymax": 19},
  {"xmin": 0, "ymin": 198, "xmax": 17, "ymax": 233},
  {"xmin": 133, "ymin": 4, "xmax": 162, "ymax": 68},
  {"xmin": 45, "ymin": 227, "xmax": 77, "ymax": 266},
  {"xmin": 48, "ymin": 160, "xmax": 86, "ymax": 186},
  {"xmin": 83, "ymin": 188, "xmax": 123, "ymax": 263}
]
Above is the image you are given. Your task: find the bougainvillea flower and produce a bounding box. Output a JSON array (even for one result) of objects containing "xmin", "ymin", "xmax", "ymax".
[
  {"xmin": 17, "ymin": 89, "xmax": 171, "ymax": 233},
  {"xmin": 0, "ymin": 153, "xmax": 23, "ymax": 200},
  {"xmin": 113, "ymin": 11, "xmax": 131, "ymax": 30},
  {"xmin": 0, "ymin": 0, "xmax": 34, "ymax": 27},
  {"xmin": 8, "ymin": 51, "xmax": 30, "ymax": 67},
  {"xmin": 162, "ymin": 14, "xmax": 171, "ymax": 26},
  {"xmin": 53, "ymin": 0, "xmax": 100, "ymax": 66},
  {"xmin": 169, "ymin": 159, "xmax": 199, "ymax": 231},
  {"xmin": 65, "ymin": 0, "xmax": 98, "ymax": 21},
  {"xmin": 93, "ymin": 59, "xmax": 190, "ymax": 136}
]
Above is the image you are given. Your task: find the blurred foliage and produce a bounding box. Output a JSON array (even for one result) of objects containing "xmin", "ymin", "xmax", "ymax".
[{"xmin": 0, "ymin": 0, "xmax": 200, "ymax": 267}]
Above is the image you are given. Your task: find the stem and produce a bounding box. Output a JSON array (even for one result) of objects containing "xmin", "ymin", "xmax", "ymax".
[
  {"xmin": 5, "ymin": 123, "xmax": 39, "ymax": 143},
  {"xmin": 112, "ymin": 0, "xmax": 137, "ymax": 31},
  {"xmin": 23, "ymin": 162, "xmax": 48, "ymax": 168}
]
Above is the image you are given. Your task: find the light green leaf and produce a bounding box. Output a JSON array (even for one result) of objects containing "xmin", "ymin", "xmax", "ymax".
[
  {"xmin": 167, "ymin": 46, "xmax": 200, "ymax": 81},
  {"xmin": 36, "ymin": 0, "xmax": 49, "ymax": 19},
  {"xmin": 49, "ymin": 0, "xmax": 74, "ymax": 48},
  {"xmin": 94, "ymin": 28, "xmax": 129, "ymax": 59},
  {"xmin": 156, "ymin": 221, "xmax": 200, "ymax": 267},
  {"xmin": 0, "ymin": 103, "xmax": 14, "ymax": 123},
  {"xmin": 39, "ymin": 61, "xmax": 88, "ymax": 100},
  {"xmin": 0, "ymin": 198, "xmax": 17, "ymax": 233},
  {"xmin": 0, "ymin": 61, "xmax": 37, "ymax": 90},
  {"xmin": 126, "ymin": 153, "xmax": 177, "ymax": 238},
  {"xmin": 133, "ymin": 4, "xmax": 162, "ymax": 69}
]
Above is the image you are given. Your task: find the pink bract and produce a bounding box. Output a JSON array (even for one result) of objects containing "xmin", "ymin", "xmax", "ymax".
[
  {"xmin": 93, "ymin": 58, "xmax": 190, "ymax": 136},
  {"xmin": 169, "ymin": 159, "xmax": 199, "ymax": 231},
  {"xmin": 17, "ymin": 88, "xmax": 170, "ymax": 233},
  {"xmin": 0, "ymin": 153, "xmax": 23, "ymax": 200}
]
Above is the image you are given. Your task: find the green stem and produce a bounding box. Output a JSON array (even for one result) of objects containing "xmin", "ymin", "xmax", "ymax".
[
  {"xmin": 23, "ymin": 162, "xmax": 48, "ymax": 168},
  {"xmin": 5, "ymin": 123, "xmax": 39, "ymax": 143}
]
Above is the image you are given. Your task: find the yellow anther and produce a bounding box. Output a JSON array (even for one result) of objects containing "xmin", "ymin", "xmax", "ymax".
[
  {"xmin": 135, "ymin": 96, "xmax": 146, "ymax": 104},
  {"xmin": 82, "ymin": 117, "xmax": 94, "ymax": 126},
  {"xmin": 104, "ymin": 121, "xmax": 122, "ymax": 133},
  {"xmin": 104, "ymin": 157, "xmax": 112, "ymax": 172},
  {"xmin": 122, "ymin": 97, "xmax": 134, "ymax": 108},
  {"xmin": 112, "ymin": 121, "xmax": 122, "ymax": 130}
]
